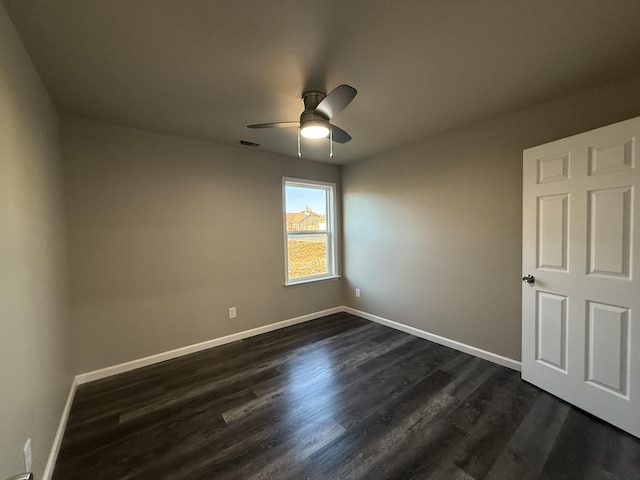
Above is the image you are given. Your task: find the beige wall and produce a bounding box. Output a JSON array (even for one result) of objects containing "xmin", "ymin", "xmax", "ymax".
[
  {"xmin": 0, "ymin": 5, "xmax": 72, "ymax": 479},
  {"xmin": 342, "ymin": 75, "xmax": 640, "ymax": 361},
  {"xmin": 61, "ymin": 117, "xmax": 343, "ymax": 373}
]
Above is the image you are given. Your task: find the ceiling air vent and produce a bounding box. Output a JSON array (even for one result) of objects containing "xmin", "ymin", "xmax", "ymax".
[{"xmin": 239, "ymin": 140, "xmax": 260, "ymax": 148}]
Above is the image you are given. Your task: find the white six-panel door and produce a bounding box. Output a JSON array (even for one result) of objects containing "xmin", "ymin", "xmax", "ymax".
[{"xmin": 522, "ymin": 116, "xmax": 640, "ymax": 438}]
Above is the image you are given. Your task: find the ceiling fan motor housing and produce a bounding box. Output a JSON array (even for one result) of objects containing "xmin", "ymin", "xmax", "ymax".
[
  {"xmin": 300, "ymin": 90, "xmax": 329, "ymax": 138},
  {"xmin": 302, "ymin": 90, "xmax": 326, "ymax": 111},
  {"xmin": 300, "ymin": 110, "xmax": 330, "ymax": 125},
  {"xmin": 300, "ymin": 90, "xmax": 330, "ymax": 128}
]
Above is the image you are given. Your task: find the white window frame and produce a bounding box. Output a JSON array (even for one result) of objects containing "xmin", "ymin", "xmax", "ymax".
[{"xmin": 283, "ymin": 177, "xmax": 338, "ymax": 285}]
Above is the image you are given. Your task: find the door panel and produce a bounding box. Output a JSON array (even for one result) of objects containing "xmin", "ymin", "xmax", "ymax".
[
  {"xmin": 586, "ymin": 301, "xmax": 629, "ymax": 396},
  {"xmin": 522, "ymin": 116, "xmax": 640, "ymax": 438},
  {"xmin": 537, "ymin": 154, "xmax": 570, "ymax": 183},
  {"xmin": 588, "ymin": 139, "xmax": 633, "ymax": 175},
  {"xmin": 537, "ymin": 194, "xmax": 569, "ymax": 270},
  {"xmin": 587, "ymin": 187, "xmax": 632, "ymax": 277},
  {"xmin": 536, "ymin": 291, "xmax": 567, "ymax": 372}
]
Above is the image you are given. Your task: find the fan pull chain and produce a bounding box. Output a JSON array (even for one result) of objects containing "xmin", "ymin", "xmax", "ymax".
[
  {"xmin": 297, "ymin": 128, "xmax": 301, "ymax": 158},
  {"xmin": 330, "ymin": 128, "xmax": 334, "ymax": 158}
]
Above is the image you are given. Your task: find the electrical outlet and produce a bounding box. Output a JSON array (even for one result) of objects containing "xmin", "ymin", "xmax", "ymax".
[
  {"xmin": 24, "ymin": 438, "xmax": 32, "ymax": 472},
  {"xmin": 355, "ymin": 288, "xmax": 361, "ymax": 298},
  {"xmin": 228, "ymin": 306, "xmax": 237, "ymax": 319}
]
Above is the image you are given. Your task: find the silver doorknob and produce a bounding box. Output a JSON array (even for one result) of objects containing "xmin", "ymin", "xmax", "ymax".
[{"xmin": 522, "ymin": 275, "xmax": 535, "ymax": 284}]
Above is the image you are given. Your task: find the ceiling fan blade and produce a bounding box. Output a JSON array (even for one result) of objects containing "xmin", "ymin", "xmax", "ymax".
[
  {"xmin": 315, "ymin": 84, "xmax": 357, "ymax": 119},
  {"xmin": 247, "ymin": 121, "xmax": 299, "ymax": 129},
  {"xmin": 330, "ymin": 124, "xmax": 352, "ymax": 143}
]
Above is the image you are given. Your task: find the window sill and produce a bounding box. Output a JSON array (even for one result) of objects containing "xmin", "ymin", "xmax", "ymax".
[{"xmin": 284, "ymin": 275, "xmax": 341, "ymax": 287}]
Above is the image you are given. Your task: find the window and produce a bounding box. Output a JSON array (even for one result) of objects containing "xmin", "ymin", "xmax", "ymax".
[{"xmin": 283, "ymin": 178, "xmax": 337, "ymax": 285}]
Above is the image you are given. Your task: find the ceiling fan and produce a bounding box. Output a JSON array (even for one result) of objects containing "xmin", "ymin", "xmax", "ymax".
[{"xmin": 247, "ymin": 84, "xmax": 357, "ymax": 157}]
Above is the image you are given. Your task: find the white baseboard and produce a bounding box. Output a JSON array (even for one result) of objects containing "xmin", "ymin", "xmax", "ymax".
[
  {"xmin": 48, "ymin": 305, "xmax": 518, "ymax": 478},
  {"xmin": 75, "ymin": 305, "xmax": 520, "ymax": 385},
  {"xmin": 344, "ymin": 307, "xmax": 521, "ymax": 371},
  {"xmin": 42, "ymin": 377, "xmax": 77, "ymax": 480},
  {"xmin": 76, "ymin": 306, "xmax": 344, "ymax": 385}
]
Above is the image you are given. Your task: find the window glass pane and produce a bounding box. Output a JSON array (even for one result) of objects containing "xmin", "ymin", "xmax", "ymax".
[
  {"xmin": 285, "ymin": 185, "xmax": 327, "ymax": 232},
  {"xmin": 287, "ymin": 234, "xmax": 328, "ymax": 279}
]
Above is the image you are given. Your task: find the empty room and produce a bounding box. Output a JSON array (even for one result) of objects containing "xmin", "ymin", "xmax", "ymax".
[{"xmin": 2, "ymin": 1, "xmax": 640, "ymax": 479}]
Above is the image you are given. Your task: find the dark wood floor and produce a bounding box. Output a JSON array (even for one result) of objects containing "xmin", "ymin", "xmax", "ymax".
[{"xmin": 53, "ymin": 313, "xmax": 640, "ymax": 479}]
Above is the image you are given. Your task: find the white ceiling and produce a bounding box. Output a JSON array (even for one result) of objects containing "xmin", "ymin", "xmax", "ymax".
[{"xmin": 4, "ymin": 0, "xmax": 640, "ymax": 164}]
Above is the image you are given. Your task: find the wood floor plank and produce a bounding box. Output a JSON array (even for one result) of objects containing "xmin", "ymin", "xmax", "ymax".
[
  {"xmin": 449, "ymin": 379, "xmax": 542, "ymax": 479},
  {"xmin": 378, "ymin": 366, "xmax": 520, "ymax": 480},
  {"xmin": 484, "ymin": 392, "xmax": 570, "ymax": 480},
  {"xmin": 538, "ymin": 407, "xmax": 640, "ymax": 480},
  {"xmin": 52, "ymin": 313, "xmax": 640, "ymax": 480}
]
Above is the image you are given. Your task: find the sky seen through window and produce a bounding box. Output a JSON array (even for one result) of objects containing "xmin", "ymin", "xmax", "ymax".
[{"xmin": 285, "ymin": 186, "xmax": 326, "ymax": 214}]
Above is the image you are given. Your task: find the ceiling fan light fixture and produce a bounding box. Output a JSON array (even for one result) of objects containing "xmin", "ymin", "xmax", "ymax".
[
  {"xmin": 247, "ymin": 84, "xmax": 357, "ymax": 156},
  {"xmin": 300, "ymin": 121, "xmax": 330, "ymax": 139}
]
